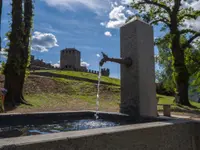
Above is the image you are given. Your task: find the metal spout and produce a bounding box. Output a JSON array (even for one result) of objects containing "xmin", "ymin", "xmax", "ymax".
[{"xmin": 99, "ymin": 52, "xmax": 132, "ymax": 67}]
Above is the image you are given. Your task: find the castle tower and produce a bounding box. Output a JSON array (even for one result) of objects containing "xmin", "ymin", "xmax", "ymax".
[{"xmin": 60, "ymin": 48, "xmax": 81, "ymax": 69}]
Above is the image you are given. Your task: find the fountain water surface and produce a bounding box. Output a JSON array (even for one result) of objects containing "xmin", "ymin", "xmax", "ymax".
[{"xmin": 0, "ymin": 119, "xmax": 120, "ymax": 139}]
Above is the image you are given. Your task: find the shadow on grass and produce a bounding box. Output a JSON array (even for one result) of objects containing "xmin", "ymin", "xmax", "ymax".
[
  {"xmin": 170, "ymin": 104, "xmax": 200, "ymax": 115},
  {"xmin": 4, "ymin": 102, "xmax": 33, "ymax": 112}
]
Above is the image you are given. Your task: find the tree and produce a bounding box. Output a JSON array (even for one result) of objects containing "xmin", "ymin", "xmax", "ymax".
[
  {"xmin": 156, "ymin": 34, "xmax": 200, "ymax": 96},
  {"xmin": 156, "ymin": 36, "xmax": 176, "ymax": 93},
  {"xmin": 0, "ymin": 0, "xmax": 2, "ymax": 52},
  {"xmin": 129, "ymin": 0, "xmax": 200, "ymax": 106},
  {"xmin": 4, "ymin": 0, "xmax": 33, "ymax": 108},
  {"xmin": 20, "ymin": 0, "xmax": 33, "ymax": 102}
]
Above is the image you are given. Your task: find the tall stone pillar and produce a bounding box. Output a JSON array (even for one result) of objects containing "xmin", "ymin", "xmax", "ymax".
[{"xmin": 120, "ymin": 19, "xmax": 157, "ymax": 117}]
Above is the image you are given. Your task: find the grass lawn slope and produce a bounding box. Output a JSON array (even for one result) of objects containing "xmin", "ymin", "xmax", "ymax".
[{"xmin": 0, "ymin": 70, "xmax": 200, "ymax": 115}]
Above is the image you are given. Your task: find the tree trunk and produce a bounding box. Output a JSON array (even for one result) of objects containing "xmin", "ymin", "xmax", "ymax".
[
  {"xmin": 171, "ymin": 32, "xmax": 191, "ymax": 106},
  {"xmin": 18, "ymin": 0, "xmax": 33, "ymax": 103},
  {"xmin": 0, "ymin": 0, "xmax": 2, "ymax": 52},
  {"xmin": 4, "ymin": 0, "xmax": 24, "ymax": 109},
  {"xmin": 4, "ymin": 0, "xmax": 33, "ymax": 109},
  {"xmin": 170, "ymin": 9, "xmax": 191, "ymax": 106},
  {"xmin": 173, "ymin": 55, "xmax": 190, "ymax": 106}
]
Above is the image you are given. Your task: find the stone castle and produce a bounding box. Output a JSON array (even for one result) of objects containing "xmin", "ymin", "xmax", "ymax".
[
  {"xmin": 30, "ymin": 48, "xmax": 110, "ymax": 77},
  {"xmin": 60, "ymin": 48, "xmax": 110, "ymax": 76},
  {"xmin": 60, "ymin": 48, "xmax": 86, "ymax": 71}
]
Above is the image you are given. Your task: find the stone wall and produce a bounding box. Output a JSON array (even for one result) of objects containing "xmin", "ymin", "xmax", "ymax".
[
  {"xmin": 60, "ymin": 67, "xmax": 110, "ymax": 77},
  {"xmin": 0, "ymin": 118, "xmax": 199, "ymax": 150}
]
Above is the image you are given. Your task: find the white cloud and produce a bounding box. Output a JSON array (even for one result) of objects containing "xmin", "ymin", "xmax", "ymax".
[
  {"xmin": 53, "ymin": 63, "xmax": 60, "ymax": 68},
  {"xmin": 121, "ymin": 0, "xmax": 132, "ymax": 5},
  {"xmin": 100, "ymin": 22, "xmax": 105, "ymax": 26},
  {"xmin": 3, "ymin": 38, "xmax": 8, "ymax": 41},
  {"xmin": 126, "ymin": 10, "xmax": 134, "ymax": 16},
  {"xmin": 0, "ymin": 48, "xmax": 8, "ymax": 59},
  {"xmin": 81, "ymin": 61, "xmax": 90, "ymax": 68},
  {"xmin": 42, "ymin": 0, "xmax": 109, "ymax": 14},
  {"xmin": 96, "ymin": 54, "xmax": 101, "ymax": 57},
  {"xmin": 109, "ymin": 5, "xmax": 126, "ymax": 21},
  {"xmin": 190, "ymin": 1, "xmax": 200, "ymax": 10},
  {"xmin": 104, "ymin": 31, "xmax": 112, "ymax": 37},
  {"xmin": 32, "ymin": 31, "xmax": 59, "ymax": 52},
  {"xmin": 182, "ymin": 1, "xmax": 200, "ymax": 31},
  {"xmin": 184, "ymin": 17, "xmax": 200, "ymax": 31},
  {"xmin": 181, "ymin": 0, "xmax": 200, "ymax": 10},
  {"xmin": 106, "ymin": 20, "xmax": 126, "ymax": 28},
  {"xmin": 105, "ymin": 5, "xmax": 127, "ymax": 29}
]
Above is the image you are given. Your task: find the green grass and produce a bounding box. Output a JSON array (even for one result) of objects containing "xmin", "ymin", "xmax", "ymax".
[
  {"xmin": 3, "ymin": 71, "xmax": 200, "ymax": 115},
  {"xmin": 18, "ymin": 93, "xmax": 120, "ymax": 113},
  {"xmin": 6, "ymin": 76, "xmax": 120, "ymax": 113},
  {"xmin": 35, "ymin": 70, "xmax": 120, "ymax": 85},
  {"xmin": 157, "ymin": 94, "xmax": 174, "ymax": 105},
  {"xmin": 18, "ymin": 91, "xmax": 200, "ymax": 114},
  {"xmin": 157, "ymin": 94, "xmax": 200, "ymax": 113}
]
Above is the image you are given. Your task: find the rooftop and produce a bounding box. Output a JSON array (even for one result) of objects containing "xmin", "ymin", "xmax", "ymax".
[{"xmin": 61, "ymin": 48, "xmax": 80, "ymax": 52}]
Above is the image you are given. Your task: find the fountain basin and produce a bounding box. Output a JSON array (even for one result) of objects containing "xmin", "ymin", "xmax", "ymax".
[
  {"xmin": 0, "ymin": 111, "xmax": 164, "ymax": 139},
  {"xmin": 0, "ymin": 111, "xmax": 199, "ymax": 150}
]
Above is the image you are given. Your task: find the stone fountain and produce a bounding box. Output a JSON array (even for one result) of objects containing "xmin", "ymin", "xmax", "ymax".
[{"xmin": 100, "ymin": 19, "xmax": 157, "ymax": 118}]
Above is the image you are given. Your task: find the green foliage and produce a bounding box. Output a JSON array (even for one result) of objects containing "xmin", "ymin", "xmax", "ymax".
[
  {"xmin": 157, "ymin": 37, "xmax": 200, "ymax": 95},
  {"xmin": 5, "ymin": 0, "xmax": 33, "ymax": 72},
  {"xmin": 24, "ymin": 0, "xmax": 34, "ymax": 78},
  {"xmin": 156, "ymin": 34, "xmax": 176, "ymax": 93},
  {"xmin": 1, "ymin": 61, "xmax": 5, "ymax": 74}
]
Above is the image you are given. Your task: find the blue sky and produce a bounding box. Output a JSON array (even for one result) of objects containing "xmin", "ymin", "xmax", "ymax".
[{"xmin": 0, "ymin": 0, "xmax": 174, "ymax": 78}]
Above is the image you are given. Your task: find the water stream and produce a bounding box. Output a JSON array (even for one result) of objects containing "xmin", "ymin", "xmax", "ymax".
[{"xmin": 94, "ymin": 66, "xmax": 101, "ymax": 119}]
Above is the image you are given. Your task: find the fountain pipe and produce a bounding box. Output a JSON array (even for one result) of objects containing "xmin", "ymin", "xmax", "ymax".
[{"xmin": 99, "ymin": 52, "xmax": 132, "ymax": 67}]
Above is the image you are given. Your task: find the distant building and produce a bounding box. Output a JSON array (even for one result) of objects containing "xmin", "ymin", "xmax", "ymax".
[
  {"xmin": 30, "ymin": 55, "xmax": 54, "ymax": 70},
  {"xmin": 30, "ymin": 48, "xmax": 110, "ymax": 77},
  {"xmin": 60, "ymin": 48, "xmax": 81, "ymax": 70},
  {"xmin": 60, "ymin": 48, "xmax": 110, "ymax": 77},
  {"xmin": 60, "ymin": 48, "xmax": 110, "ymax": 76}
]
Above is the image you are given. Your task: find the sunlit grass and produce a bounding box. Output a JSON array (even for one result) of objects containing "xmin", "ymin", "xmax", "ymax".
[
  {"xmin": 157, "ymin": 94, "xmax": 200, "ymax": 113},
  {"xmin": 35, "ymin": 70, "xmax": 120, "ymax": 85}
]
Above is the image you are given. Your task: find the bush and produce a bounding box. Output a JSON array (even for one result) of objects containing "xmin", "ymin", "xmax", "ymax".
[{"xmin": 156, "ymin": 83, "xmax": 174, "ymax": 96}]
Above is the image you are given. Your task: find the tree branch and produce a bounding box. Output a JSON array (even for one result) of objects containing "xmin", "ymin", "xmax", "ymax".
[
  {"xmin": 150, "ymin": 18, "xmax": 170, "ymax": 27},
  {"xmin": 136, "ymin": 0, "xmax": 171, "ymax": 15},
  {"xmin": 182, "ymin": 33, "xmax": 200, "ymax": 49},
  {"xmin": 180, "ymin": 29, "xmax": 199, "ymax": 35},
  {"xmin": 179, "ymin": 10, "xmax": 200, "ymax": 21}
]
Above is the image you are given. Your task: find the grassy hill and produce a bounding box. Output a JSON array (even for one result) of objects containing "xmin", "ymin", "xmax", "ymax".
[
  {"xmin": 1, "ymin": 70, "xmax": 200, "ymax": 115},
  {"xmin": 4, "ymin": 70, "xmax": 121, "ymax": 113},
  {"xmin": 33, "ymin": 70, "xmax": 120, "ymax": 85}
]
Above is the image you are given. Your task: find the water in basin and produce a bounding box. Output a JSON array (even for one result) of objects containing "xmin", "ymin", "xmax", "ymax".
[{"xmin": 0, "ymin": 119, "xmax": 122, "ymax": 139}]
